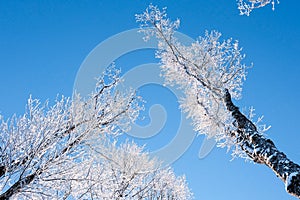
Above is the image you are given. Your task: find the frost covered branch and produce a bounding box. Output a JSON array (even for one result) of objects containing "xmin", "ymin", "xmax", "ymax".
[
  {"xmin": 137, "ymin": 5, "xmax": 300, "ymax": 198},
  {"xmin": 75, "ymin": 139, "xmax": 193, "ymax": 199},
  {"xmin": 0, "ymin": 65, "xmax": 140, "ymax": 199},
  {"xmin": 0, "ymin": 64, "xmax": 192, "ymax": 199},
  {"xmin": 237, "ymin": 0, "xmax": 280, "ymax": 16}
]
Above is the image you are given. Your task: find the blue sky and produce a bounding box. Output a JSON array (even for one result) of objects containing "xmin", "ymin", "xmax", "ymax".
[{"xmin": 0, "ymin": 1, "xmax": 300, "ymax": 199}]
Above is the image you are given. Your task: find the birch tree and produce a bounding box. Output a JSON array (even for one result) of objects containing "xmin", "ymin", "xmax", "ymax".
[
  {"xmin": 0, "ymin": 65, "xmax": 192, "ymax": 199},
  {"xmin": 136, "ymin": 5, "xmax": 300, "ymax": 198}
]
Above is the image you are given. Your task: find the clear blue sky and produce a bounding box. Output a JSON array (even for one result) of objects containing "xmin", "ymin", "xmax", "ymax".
[{"xmin": 0, "ymin": 1, "xmax": 300, "ymax": 199}]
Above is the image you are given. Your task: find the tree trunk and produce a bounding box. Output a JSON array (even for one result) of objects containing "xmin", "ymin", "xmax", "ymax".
[
  {"xmin": 0, "ymin": 173, "xmax": 36, "ymax": 200},
  {"xmin": 224, "ymin": 89, "xmax": 300, "ymax": 198}
]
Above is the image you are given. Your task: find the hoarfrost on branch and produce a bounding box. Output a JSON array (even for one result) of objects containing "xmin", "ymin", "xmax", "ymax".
[
  {"xmin": 237, "ymin": 0, "xmax": 280, "ymax": 16},
  {"xmin": 0, "ymin": 64, "xmax": 192, "ymax": 199},
  {"xmin": 136, "ymin": 5, "xmax": 300, "ymax": 198}
]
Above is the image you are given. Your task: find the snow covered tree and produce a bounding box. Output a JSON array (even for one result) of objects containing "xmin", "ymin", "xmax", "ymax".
[
  {"xmin": 71, "ymin": 138, "xmax": 192, "ymax": 199},
  {"xmin": 0, "ymin": 65, "xmax": 192, "ymax": 199},
  {"xmin": 237, "ymin": 0, "xmax": 280, "ymax": 16},
  {"xmin": 136, "ymin": 5, "xmax": 300, "ymax": 199}
]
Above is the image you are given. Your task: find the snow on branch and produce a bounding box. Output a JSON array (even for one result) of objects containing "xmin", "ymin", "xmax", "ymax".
[
  {"xmin": 0, "ymin": 63, "xmax": 192, "ymax": 199},
  {"xmin": 136, "ymin": 4, "xmax": 250, "ymax": 147},
  {"xmin": 0, "ymin": 65, "xmax": 142, "ymax": 199},
  {"xmin": 77, "ymin": 138, "xmax": 193, "ymax": 199},
  {"xmin": 237, "ymin": 0, "xmax": 280, "ymax": 16},
  {"xmin": 137, "ymin": 5, "xmax": 300, "ymax": 198}
]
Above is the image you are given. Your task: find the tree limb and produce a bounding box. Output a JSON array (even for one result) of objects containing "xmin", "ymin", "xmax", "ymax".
[
  {"xmin": 0, "ymin": 173, "xmax": 36, "ymax": 200},
  {"xmin": 224, "ymin": 89, "xmax": 300, "ymax": 198}
]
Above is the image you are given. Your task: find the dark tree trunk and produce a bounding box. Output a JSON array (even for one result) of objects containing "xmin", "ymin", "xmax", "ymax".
[
  {"xmin": 0, "ymin": 173, "xmax": 36, "ymax": 200},
  {"xmin": 224, "ymin": 89, "xmax": 300, "ymax": 198}
]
